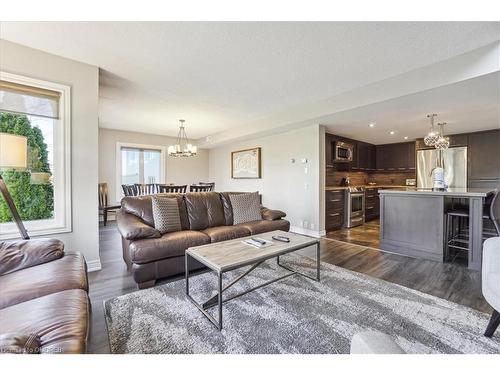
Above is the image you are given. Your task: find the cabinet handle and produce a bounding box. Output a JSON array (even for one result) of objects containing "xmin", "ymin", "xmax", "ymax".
[
  {"xmin": 388, "ymin": 168, "xmax": 396, "ymax": 170},
  {"xmin": 397, "ymin": 168, "xmax": 406, "ymax": 170},
  {"xmin": 367, "ymin": 206, "xmax": 374, "ymax": 209},
  {"xmin": 329, "ymin": 213, "xmax": 340, "ymax": 217},
  {"xmin": 366, "ymin": 195, "xmax": 375, "ymax": 198},
  {"xmin": 329, "ymin": 199, "xmax": 341, "ymax": 202}
]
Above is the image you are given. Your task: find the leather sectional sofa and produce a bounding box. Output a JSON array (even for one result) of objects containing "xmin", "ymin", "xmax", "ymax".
[
  {"xmin": 117, "ymin": 192, "xmax": 290, "ymax": 289},
  {"xmin": 0, "ymin": 239, "xmax": 89, "ymax": 354}
]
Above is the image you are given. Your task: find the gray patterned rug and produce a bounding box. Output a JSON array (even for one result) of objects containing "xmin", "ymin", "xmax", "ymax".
[{"xmin": 104, "ymin": 255, "xmax": 500, "ymax": 354}]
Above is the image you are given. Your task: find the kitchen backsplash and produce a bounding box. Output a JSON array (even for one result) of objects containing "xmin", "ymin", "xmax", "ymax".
[{"xmin": 326, "ymin": 168, "xmax": 415, "ymax": 186}]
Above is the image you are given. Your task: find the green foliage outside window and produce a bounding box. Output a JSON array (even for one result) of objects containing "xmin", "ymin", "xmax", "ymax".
[{"xmin": 0, "ymin": 112, "xmax": 54, "ymax": 223}]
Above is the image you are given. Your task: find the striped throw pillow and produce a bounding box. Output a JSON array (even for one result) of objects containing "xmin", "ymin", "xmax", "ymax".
[
  {"xmin": 229, "ymin": 192, "xmax": 262, "ymax": 224},
  {"xmin": 151, "ymin": 196, "xmax": 182, "ymax": 234}
]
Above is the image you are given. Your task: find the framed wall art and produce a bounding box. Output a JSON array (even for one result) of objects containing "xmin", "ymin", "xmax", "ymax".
[{"xmin": 231, "ymin": 147, "xmax": 261, "ymax": 179}]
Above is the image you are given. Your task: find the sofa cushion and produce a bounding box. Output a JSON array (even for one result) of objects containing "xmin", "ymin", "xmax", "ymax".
[
  {"xmin": 0, "ymin": 238, "xmax": 64, "ymax": 276},
  {"xmin": 0, "ymin": 253, "xmax": 88, "ymax": 310},
  {"xmin": 202, "ymin": 225, "xmax": 251, "ymax": 243},
  {"xmin": 184, "ymin": 192, "xmax": 225, "ymax": 230},
  {"xmin": 129, "ymin": 230, "xmax": 210, "ymax": 264},
  {"xmin": 219, "ymin": 192, "xmax": 263, "ymax": 225},
  {"xmin": 116, "ymin": 211, "xmax": 161, "ymax": 240},
  {"xmin": 0, "ymin": 332, "xmax": 41, "ymax": 354},
  {"xmin": 0, "ymin": 289, "xmax": 89, "ymax": 354},
  {"xmin": 229, "ymin": 192, "xmax": 262, "ymax": 224},
  {"xmin": 121, "ymin": 193, "xmax": 189, "ymax": 230},
  {"xmin": 151, "ymin": 196, "xmax": 182, "ymax": 234},
  {"xmin": 236, "ymin": 219, "xmax": 290, "ymax": 235}
]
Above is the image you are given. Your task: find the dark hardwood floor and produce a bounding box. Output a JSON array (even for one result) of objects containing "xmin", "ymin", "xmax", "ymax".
[
  {"xmin": 325, "ymin": 218, "xmax": 381, "ymax": 248},
  {"xmin": 88, "ymin": 220, "xmax": 490, "ymax": 353}
]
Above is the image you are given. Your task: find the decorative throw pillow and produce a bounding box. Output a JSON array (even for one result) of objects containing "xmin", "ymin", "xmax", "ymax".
[
  {"xmin": 229, "ymin": 192, "xmax": 262, "ymax": 224},
  {"xmin": 151, "ymin": 196, "xmax": 182, "ymax": 234}
]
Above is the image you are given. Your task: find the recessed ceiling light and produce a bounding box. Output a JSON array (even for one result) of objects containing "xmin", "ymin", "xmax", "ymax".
[
  {"xmin": 389, "ymin": 131, "xmax": 396, "ymax": 135},
  {"xmin": 368, "ymin": 122, "xmax": 376, "ymax": 128},
  {"xmin": 404, "ymin": 136, "xmax": 409, "ymax": 140}
]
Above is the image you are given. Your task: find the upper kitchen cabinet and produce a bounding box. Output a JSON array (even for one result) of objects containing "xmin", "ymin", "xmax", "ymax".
[
  {"xmin": 357, "ymin": 142, "xmax": 376, "ymax": 171},
  {"xmin": 376, "ymin": 142, "xmax": 415, "ymax": 171},
  {"xmin": 468, "ymin": 129, "xmax": 500, "ymax": 187}
]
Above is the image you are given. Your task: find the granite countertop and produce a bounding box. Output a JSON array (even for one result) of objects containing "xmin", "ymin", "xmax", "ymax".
[
  {"xmin": 325, "ymin": 185, "xmax": 411, "ymax": 191},
  {"xmin": 378, "ymin": 187, "xmax": 495, "ymax": 197}
]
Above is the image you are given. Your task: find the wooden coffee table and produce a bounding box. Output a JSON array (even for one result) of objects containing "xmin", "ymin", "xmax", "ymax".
[{"xmin": 185, "ymin": 230, "xmax": 320, "ymax": 330}]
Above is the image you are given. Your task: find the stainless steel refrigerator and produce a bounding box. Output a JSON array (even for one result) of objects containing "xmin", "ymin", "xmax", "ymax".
[{"xmin": 417, "ymin": 146, "xmax": 468, "ymax": 188}]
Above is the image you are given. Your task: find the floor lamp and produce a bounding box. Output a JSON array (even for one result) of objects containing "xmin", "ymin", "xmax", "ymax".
[{"xmin": 0, "ymin": 132, "xmax": 30, "ymax": 239}]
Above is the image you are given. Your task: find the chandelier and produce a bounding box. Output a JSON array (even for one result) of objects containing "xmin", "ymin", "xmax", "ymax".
[
  {"xmin": 167, "ymin": 119, "xmax": 197, "ymax": 157},
  {"xmin": 435, "ymin": 122, "xmax": 450, "ymax": 150},
  {"xmin": 424, "ymin": 113, "xmax": 439, "ymax": 146}
]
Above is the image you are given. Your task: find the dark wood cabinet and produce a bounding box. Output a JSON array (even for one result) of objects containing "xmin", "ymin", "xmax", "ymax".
[
  {"xmin": 468, "ymin": 130, "xmax": 500, "ymax": 187},
  {"xmin": 325, "ymin": 190, "xmax": 345, "ymax": 230},
  {"xmin": 364, "ymin": 187, "xmax": 380, "ymax": 221},
  {"xmin": 357, "ymin": 142, "xmax": 376, "ymax": 171},
  {"xmin": 375, "ymin": 142, "xmax": 415, "ymax": 171}
]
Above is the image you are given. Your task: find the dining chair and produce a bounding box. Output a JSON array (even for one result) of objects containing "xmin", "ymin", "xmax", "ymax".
[
  {"xmin": 99, "ymin": 183, "xmax": 121, "ymax": 226},
  {"xmin": 190, "ymin": 184, "xmax": 212, "ymax": 192},
  {"xmin": 135, "ymin": 183, "xmax": 158, "ymax": 195},
  {"xmin": 198, "ymin": 182, "xmax": 215, "ymax": 192},
  {"xmin": 122, "ymin": 184, "xmax": 138, "ymax": 197},
  {"xmin": 158, "ymin": 184, "xmax": 187, "ymax": 193}
]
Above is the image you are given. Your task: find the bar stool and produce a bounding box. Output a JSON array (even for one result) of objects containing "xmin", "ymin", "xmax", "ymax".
[{"xmin": 445, "ymin": 189, "xmax": 500, "ymax": 263}]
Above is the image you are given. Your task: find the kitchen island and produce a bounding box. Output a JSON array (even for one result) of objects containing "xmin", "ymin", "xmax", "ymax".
[{"xmin": 379, "ymin": 188, "xmax": 495, "ymax": 271}]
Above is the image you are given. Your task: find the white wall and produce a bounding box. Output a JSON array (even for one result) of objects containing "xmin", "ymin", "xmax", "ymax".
[
  {"xmin": 208, "ymin": 124, "xmax": 323, "ymax": 236},
  {"xmin": 0, "ymin": 40, "xmax": 100, "ymax": 270},
  {"xmin": 99, "ymin": 128, "xmax": 209, "ymax": 204}
]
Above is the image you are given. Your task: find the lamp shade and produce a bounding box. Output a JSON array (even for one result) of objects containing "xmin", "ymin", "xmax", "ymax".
[{"xmin": 0, "ymin": 132, "xmax": 28, "ymax": 169}]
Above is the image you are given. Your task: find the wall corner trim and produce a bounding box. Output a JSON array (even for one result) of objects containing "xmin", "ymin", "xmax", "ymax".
[{"xmin": 86, "ymin": 259, "xmax": 102, "ymax": 272}]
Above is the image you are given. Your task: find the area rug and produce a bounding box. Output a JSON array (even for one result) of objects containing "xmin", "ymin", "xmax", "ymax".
[{"xmin": 104, "ymin": 255, "xmax": 500, "ymax": 354}]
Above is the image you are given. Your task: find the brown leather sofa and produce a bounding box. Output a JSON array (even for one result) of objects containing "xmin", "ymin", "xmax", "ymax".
[
  {"xmin": 0, "ymin": 239, "xmax": 89, "ymax": 354},
  {"xmin": 117, "ymin": 192, "xmax": 290, "ymax": 289}
]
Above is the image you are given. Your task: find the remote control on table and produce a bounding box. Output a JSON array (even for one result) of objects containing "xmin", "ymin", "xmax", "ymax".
[{"xmin": 272, "ymin": 235, "xmax": 290, "ymax": 243}]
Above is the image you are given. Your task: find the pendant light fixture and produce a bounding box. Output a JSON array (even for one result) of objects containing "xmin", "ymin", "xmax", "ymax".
[
  {"xmin": 424, "ymin": 113, "xmax": 439, "ymax": 146},
  {"xmin": 167, "ymin": 119, "xmax": 197, "ymax": 157},
  {"xmin": 434, "ymin": 122, "xmax": 450, "ymax": 150}
]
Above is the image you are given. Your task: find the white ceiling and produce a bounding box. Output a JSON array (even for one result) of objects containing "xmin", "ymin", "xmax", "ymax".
[
  {"xmin": 323, "ymin": 72, "xmax": 500, "ymax": 144},
  {"xmin": 1, "ymin": 22, "xmax": 499, "ymax": 141}
]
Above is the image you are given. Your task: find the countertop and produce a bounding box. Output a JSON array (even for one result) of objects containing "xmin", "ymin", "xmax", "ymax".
[
  {"xmin": 378, "ymin": 187, "xmax": 495, "ymax": 197},
  {"xmin": 325, "ymin": 185, "xmax": 410, "ymax": 191}
]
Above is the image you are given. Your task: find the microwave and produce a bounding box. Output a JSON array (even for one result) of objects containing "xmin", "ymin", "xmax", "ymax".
[{"xmin": 333, "ymin": 141, "xmax": 354, "ymax": 162}]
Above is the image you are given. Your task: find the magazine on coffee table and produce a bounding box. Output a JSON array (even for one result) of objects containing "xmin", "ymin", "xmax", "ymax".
[{"xmin": 242, "ymin": 237, "xmax": 274, "ymax": 249}]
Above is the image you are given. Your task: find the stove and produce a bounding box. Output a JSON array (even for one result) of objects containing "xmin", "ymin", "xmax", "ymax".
[{"xmin": 345, "ymin": 186, "xmax": 365, "ymax": 228}]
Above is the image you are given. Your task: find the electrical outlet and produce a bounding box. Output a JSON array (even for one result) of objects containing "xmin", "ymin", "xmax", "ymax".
[
  {"xmin": 300, "ymin": 220, "xmax": 304, "ymax": 227},
  {"xmin": 310, "ymin": 223, "xmax": 315, "ymax": 230},
  {"xmin": 303, "ymin": 220, "xmax": 309, "ymax": 228}
]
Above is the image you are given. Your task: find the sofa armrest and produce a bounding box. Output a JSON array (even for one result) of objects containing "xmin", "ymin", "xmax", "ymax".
[
  {"xmin": 0, "ymin": 333, "xmax": 41, "ymax": 354},
  {"xmin": 117, "ymin": 210, "xmax": 161, "ymax": 241},
  {"xmin": 0, "ymin": 239, "xmax": 64, "ymax": 276},
  {"xmin": 261, "ymin": 207, "xmax": 287, "ymax": 221}
]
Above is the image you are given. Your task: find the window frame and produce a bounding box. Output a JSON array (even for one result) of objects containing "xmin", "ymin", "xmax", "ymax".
[
  {"xmin": 0, "ymin": 71, "xmax": 72, "ymax": 240},
  {"xmin": 115, "ymin": 142, "xmax": 166, "ymax": 199}
]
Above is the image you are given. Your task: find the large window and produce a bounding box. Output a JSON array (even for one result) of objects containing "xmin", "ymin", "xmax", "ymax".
[
  {"xmin": 117, "ymin": 143, "xmax": 165, "ymax": 197},
  {"xmin": 0, "ymin": 72, "xmax": 71, "ymax": 239}
]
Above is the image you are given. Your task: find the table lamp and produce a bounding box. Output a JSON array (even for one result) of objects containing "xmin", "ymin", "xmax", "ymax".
[{"xmin": 0, "ymin": 132, "xmax": 30, "ymax": 239}]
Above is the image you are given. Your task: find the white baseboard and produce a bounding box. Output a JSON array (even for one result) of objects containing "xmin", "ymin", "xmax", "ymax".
[
  {"xmin": 86, "ymin": 259, "xmax": 102, "ymax": 272},
  {"xmin": 290, "ymin": 226, "xmax": 325, "ymax": 238}
]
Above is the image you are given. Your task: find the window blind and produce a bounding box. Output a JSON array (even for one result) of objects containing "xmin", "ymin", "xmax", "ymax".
[{"xmin": 0, "ymin": 80, "xmax": 61, "ymax": 119}]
